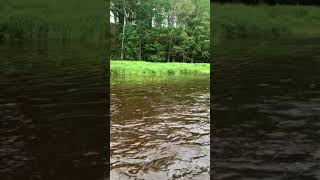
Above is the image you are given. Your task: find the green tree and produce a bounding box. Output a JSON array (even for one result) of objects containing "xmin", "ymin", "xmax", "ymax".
[{"xmin": 110, "ymin": 0, "xmax": 209, "ymax": 63}]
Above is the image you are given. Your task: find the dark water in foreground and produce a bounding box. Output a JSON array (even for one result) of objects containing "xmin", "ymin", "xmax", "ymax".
[
  {"xmin": 0, "ymin": 42, "xmax": 107, "ymax": 180},
  {"xmin": 213, "ymin": 38, "xmax": 320, "ymax": 179},
  {"xmin": 110, "ymin": 76, "xmax": 210, "ymax": 179}
]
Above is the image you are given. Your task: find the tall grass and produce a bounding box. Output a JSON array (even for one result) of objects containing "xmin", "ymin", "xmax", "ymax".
[
  {"xmin": 0, "ymin": 0, "xmax": 107, "ymax": 42},
  {"xmin": 111, "ymin": 60, "xmax": 210, "ymax": 76},
  {"xmin": 212, "ymin": 3, "xmax": 320, "ymax": 38}
]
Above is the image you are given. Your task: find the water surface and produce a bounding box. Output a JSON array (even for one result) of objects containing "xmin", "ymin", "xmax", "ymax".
[
  {"xmin": 213, "ymin": 38, "xmax": 320, "ymax": 179},
  {"xmin": 0, "ymin": 42, "xmax": 107, "ymax": 180},
  {"xmin": 111, "ymin": 75, "xmax": 210, "ymax": 179}
]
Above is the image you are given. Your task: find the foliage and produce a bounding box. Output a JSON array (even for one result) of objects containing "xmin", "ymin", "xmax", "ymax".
[
  {"xmin": 110, "ymin": 60, "xmax": 210, "ymax": 75},
  {"xmin": 214, "ymin": 0, "xmax": 320, "ymax": 5},
  {"xmin": 0, "ymin": 0, "xmax": 107, "ymax": 42},
  {"xmin": 212, "ymin": 3, "xmax": 320, "ymax": 39},
  {"xmin": 110, "ymin": 0, "xmax": 210, "ymax": 63}
]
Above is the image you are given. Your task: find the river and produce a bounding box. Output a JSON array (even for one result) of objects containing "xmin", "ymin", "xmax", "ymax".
[
  {"xmin": 213, "ymin": 37, "xmax": 320, "ymax": 179},
  {"xmin": 2, "ymin": 38, "xmax": 318, "ymax": 179},
  {"xmin": 0, "ymin": 41, "xmax": 107, "ymax": 180},
  {"xmin": 110, "ymin": 75, "xmax": 210, "ymax": 179}
]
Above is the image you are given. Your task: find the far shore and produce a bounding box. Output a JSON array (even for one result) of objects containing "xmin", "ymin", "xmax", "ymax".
[{"xmin": 110, "ymin": 60, "xmax": 210, "ymax": 76}]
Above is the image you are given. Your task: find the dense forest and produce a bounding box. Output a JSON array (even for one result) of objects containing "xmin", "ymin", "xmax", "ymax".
[
  {"xmin": 213, "ymin": 0, "xmax": 320, "ymax": 5},
  {"xmin": 0, "ymin": 0, "xmax": 106, "ymax": 42},
  {"xmin": 110, "ymin": 0, "xmax": 210, "ymax": 63},
  {"xmin": 212, "ymin": 2, "xmax": 320, "ymax": 38}
]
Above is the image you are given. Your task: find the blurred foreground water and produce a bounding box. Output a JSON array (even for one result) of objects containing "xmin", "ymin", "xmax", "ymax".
[
  {"xmin": 0, "ymin": 42, "xmax": 107, "ymax": 180},
  {"xmin": 213, "ymin": 38, "xmax": 320, "ymax": 179}
]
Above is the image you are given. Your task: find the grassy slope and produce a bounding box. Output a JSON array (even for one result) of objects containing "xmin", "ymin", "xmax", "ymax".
[
  {"xmin": 111, "ymin": 60, "xmax": 210, "ymax": 76},
  {"xmin": 0, "ymin": 0, "xmax": 107, "ymax": 42},
  {"xmin": 212, "ymin": 3, "xmax": 320, "ymax": 38}
]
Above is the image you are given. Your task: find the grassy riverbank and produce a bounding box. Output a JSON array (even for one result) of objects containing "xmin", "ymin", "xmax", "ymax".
[
  {"xmin": 212, "ymin": 3, "xmax": 320, "ymax": 38},
  {"xmin": 111, "ymin": 60, "xmax": 210, "ymax": 76},
  {"xmin": 0, "ymin": 0, "xmax": 106, "ymax": 42}
]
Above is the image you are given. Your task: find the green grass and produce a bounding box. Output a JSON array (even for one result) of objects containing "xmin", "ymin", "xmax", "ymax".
[
  {"xmin": 0, "ymin": 0, "xmax": 107, "ymax": 42},
  {"xmin": 110, "ymin": 60, "xmax": 210, "ymax": 76},
  {"xmin": 212, "ymin": 3, "xmax": 320, "ymax": 38}
]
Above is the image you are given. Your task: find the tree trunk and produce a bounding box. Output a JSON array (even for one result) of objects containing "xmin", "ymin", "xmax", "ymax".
[
  {"xmin": 120, "ymin": 0, "xmax": 127, "ymax": 60},
  {"xmin": 182, "ymin": 53, "xmax": 185, "ymax": 63},
  {"xmin": 139, "ymin": 34, "xmax": 142, "ymax": 60},
  {"xmin": 167, "ymin": 35, "xmax": 172, "ymax": 62}
]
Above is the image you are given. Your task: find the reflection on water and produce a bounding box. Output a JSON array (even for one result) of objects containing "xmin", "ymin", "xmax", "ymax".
[
  {"xmin": 213, "ymin": 38, "xmax": 320, "ymax": 179},
  {"xmin": 111, "ymin": 75, "xmax": 210, "ymax": 179},
  {"xmin": 0, "ymin": 42, "xmax": 107, "ymax": 180}
]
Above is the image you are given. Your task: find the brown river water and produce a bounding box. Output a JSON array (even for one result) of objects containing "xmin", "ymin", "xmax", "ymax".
[
  {"xmin": 213, "ymin": 38, "xmax": 320, "ymax": 179},
  {"xmin": 0, "ymin": 42, "xmax": 107, "ymax": 180},
  {"xmin": 110, "ymin": 75, "xmax": 210, "ymax": 179},
  {"xmin": 2, "ymin": 37, "xmax": 319, "ymax": 180}
]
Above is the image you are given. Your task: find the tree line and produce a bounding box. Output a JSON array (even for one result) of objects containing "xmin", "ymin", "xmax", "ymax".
[
  {"xmin": 110, "ymin": 0, "xmax": 209, "ymax": 63},
  {"xmin": 212, "ymin": 0, "xmax": 320, "ymax": 5}
]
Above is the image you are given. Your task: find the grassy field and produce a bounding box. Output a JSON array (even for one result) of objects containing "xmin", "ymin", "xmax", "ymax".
[
  {"xmin": 212, "ymin": 3, "xmax": 320, "ymax": 38},
  {"xmin": 0, "ymin": 0, "xmax": 107, "ymax": 42},
  {"xmin": 110, "ymin": 60, "xmax": 210, "ymax": 76}
]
